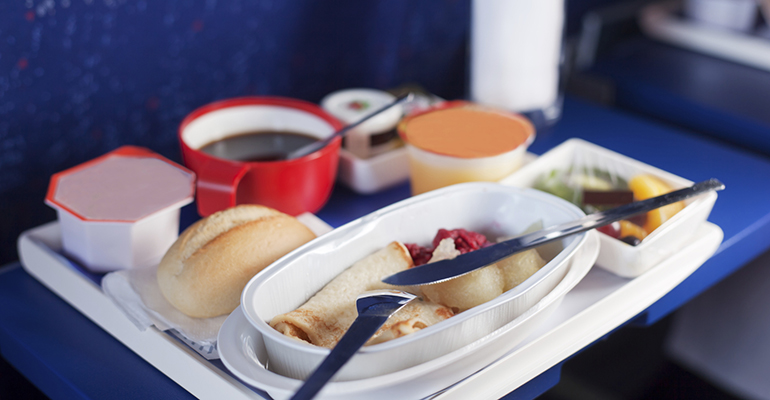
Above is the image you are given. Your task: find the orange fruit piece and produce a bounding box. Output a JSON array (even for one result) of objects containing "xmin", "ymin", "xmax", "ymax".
[
  {"xmin": 619, "ymin": 220, "xmax": 648, "ymax": 241},
  {"xmin": 628, "ymin": 174, "xmax": 685, "ymax": 233}
]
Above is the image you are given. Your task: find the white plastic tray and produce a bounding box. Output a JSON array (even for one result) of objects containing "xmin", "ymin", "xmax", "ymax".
[
  {"xmin": 18, "ymin": 218, "xmax": 722, "ymax": 399},
  {"xmin": 640, "ymin": 0, "xmax": 770, "ymax": 72}
]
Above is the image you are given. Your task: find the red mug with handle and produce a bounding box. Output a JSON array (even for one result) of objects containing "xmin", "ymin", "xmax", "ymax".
[{"xmin": 178, "ymin": 97, "xmax": 343, "ymax": 217}]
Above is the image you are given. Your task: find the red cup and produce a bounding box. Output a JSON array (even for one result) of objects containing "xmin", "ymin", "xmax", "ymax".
[{"xmin": 178, "ymin": 97, "xmax": 343, "ymax": 217}]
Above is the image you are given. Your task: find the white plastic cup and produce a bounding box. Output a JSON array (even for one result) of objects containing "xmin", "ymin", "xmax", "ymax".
[
  {"xmin": 470, "ymin": 0, "xmax": 565, "ymax": 126},
  {"xmin": 45, "ymin": 146, "xmax": 195, "ymax": 272},
  {"xmin": 398, "ymin": 102, "xmax": 535, "ymax": 195}
]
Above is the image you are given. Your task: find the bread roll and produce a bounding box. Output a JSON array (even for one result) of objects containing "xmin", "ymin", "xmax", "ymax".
[{"xmin": 157, "ymin": 204, "xmax": 316, "ymax": 318}]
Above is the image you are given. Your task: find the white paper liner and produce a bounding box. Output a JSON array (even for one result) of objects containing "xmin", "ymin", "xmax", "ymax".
[{"xmin": 102, "ymin": 265, "xmax": 226, "ymax": 359}]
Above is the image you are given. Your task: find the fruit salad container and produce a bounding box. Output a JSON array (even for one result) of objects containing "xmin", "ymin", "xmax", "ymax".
[{"xmin": 500, "ymin": 138, "xmax": 718, "ymax": 277}]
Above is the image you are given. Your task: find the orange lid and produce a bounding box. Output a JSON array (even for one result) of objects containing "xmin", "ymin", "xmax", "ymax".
[{"xmin": 399, "ymin": 103, "xmax": 534, "ymax": 158}]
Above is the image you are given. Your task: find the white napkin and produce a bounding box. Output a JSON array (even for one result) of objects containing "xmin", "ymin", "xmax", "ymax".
[
  {"xmin": 101, "ymin": 213, "xmax": 333, "ymax": 360},
  {"xmin": 102, "ymin": 265, "xmax": 227, "ymax": 359}
]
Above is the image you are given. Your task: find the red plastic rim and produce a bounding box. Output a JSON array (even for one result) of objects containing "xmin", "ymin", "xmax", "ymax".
[
  {"xmin": 178, "ymin": 96, "xmax": 344, "ymax": 165},
  {"xmin": 45, "ymin": 146, "xmax": 196, "ymax": 222}
]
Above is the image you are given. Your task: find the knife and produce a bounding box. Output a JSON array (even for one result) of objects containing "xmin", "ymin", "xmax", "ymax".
[{"xmin": 382, "ymin": 179, "xmax": 724, "ymax": 286}]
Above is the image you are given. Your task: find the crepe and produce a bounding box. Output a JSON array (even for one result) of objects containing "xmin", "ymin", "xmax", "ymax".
[
  {"xmin": 270, "ymin": 241, "xmax": 454, "ymax": 348},
  {"xmin": 421, "ymin": 238, "xmax": 547, "ymax": 313}
]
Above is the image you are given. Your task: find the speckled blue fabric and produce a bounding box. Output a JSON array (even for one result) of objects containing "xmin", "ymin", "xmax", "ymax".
[{"xmin": 0, "ymin": 0, "xmax": 472, "ymax": 263}]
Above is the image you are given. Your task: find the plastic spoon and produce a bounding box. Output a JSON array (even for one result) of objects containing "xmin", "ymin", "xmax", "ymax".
[{"xmin": 285, "ymin": 93, "xmax": 413, "ymax": 160}]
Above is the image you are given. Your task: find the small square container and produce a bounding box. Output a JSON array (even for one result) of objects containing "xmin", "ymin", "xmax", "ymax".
[
  {"xmin": 500, "ymin": 138, "xmax": 718, "ymax": 277},
  {"xmin": 321, "ymin": 88, "xmax": 404, "ymax": 159},
  {"xmin": 240, "ymin": 182, "xmax": 589, "ymax": 381},
  {"xmin": 326, "ymin": 89, "xmax": 445, "ymax": 194},
  {"xmin": 336, "ymin": 148, "xmax": 410, "ymax": 194},
  {"xmin": 45, "ymin": 146, "xmax": 196, "ymax": 273}
]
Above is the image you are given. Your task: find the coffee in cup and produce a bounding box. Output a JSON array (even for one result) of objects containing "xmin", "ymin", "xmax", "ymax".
[{"xmin": 178, "ymin": 97, "xmax": 344, "ymax": 217}]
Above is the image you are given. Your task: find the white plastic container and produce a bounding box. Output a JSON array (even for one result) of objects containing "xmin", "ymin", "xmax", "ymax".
[
  {"xmin": 639, "ymin": 1, "xmax": 770, "ymax": 72},
  {"xmin": 45, "ymin": 146, "xmax": 195, "ymax": 273},
  {"xmin": 322, "ymin": 88, "xmax": 411, "ymax": 194},
  {"xmin": 403, "ymin": 140, "xmax": 533, "ymax": 194},
  {"xmin": 398, "ymin": 102, "xmax": 536, "ymax": 195},
  {"xmin": 240, "ymin": 182, "xmax": 589, "ymax": 381},
  {"xmin": 321, "ymin": 88, "xmax": 404, "ymax": 159},
  {"xmin": 336, "ymin": 148, "xmax": 410, "ymax": 194},
  {"xmin": 500, "ymin": 138, "xmax": 718, "ymax": 277},
  {"xmin": 684, "ymin": 0, "xmax": 758, "ymax": 32},
  {"xmin": 325, "ymin": 88, "xmax": 447, "ymax": 194},
  {"xmin": 470, "ymin": 0, "xmax": 564, "ymax": 122}
]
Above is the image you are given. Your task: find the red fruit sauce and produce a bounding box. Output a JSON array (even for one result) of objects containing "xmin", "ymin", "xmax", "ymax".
[{"xmin": 405, "ymin": 228, "xmax": 491, "ymax": 267}]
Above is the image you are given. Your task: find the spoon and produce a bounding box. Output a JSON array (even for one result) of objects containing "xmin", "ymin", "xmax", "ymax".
[
  {"xmin": 285, "ymin": 92, "xmax": 413, "ymax": 160},
  {"xmin": 290, "ymin": 290, "xmax": 418, "ymax": 400},
  {"xmin": 383, "ymin": 178, "xmax": 725, "ymax": 286}
]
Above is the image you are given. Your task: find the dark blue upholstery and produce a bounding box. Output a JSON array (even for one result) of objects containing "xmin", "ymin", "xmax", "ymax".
[
  {"xmin": 0, "ymin": 0, "xmax": 617, "ymax": 264},
  {"xmin": 0, "ymin": 0, "xmax": 474, "ymax": 264}
]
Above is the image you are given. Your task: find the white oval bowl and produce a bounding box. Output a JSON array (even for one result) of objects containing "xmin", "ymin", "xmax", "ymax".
[{"xmin": 240, "ymin": 182, "xmax": 588, "ymax": 381}]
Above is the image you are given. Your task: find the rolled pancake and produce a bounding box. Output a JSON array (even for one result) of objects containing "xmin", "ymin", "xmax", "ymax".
[
  {"xmin": 422, "ymin": 239, "xmax": 547, "ymax": 313},
  {"xmin": 496, "ymin": 248, "xmax": 547, "ymax": 291},
  {"xmin": 270, "ymin": 241, "xmax": 454, "ymax": 348}
]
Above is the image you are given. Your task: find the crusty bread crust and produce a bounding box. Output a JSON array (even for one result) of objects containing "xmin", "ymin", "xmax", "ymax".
[{"xmin": 157, "ymin": 205, "xmax": 316, "ymax": 318}]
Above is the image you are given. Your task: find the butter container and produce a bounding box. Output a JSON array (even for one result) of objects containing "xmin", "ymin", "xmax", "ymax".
[
  {"xmin": 321, "ymin": 88, "xmax": 404, "ymax": 159},
  {"xmin": 45, "ymin": 146, "xmax": 195, "ymax": 272},
  {"xmin": 323, "ymin": 88, "xmax": 411, "ymax": 194}
]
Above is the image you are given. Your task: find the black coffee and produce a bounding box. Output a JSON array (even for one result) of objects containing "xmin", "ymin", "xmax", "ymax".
[{"xmin": 200, "ymin": 131, "xmax": 318, "ymax": 162}]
